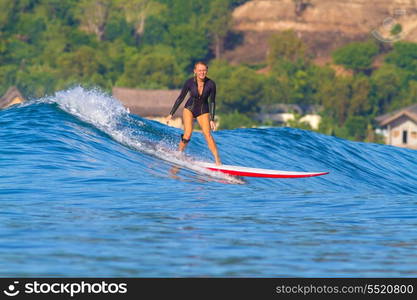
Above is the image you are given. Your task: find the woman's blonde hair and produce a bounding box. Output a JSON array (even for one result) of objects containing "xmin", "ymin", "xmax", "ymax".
[{"xmin": 194, "ymin": 61, "xmax": 208, "ymax": 70}]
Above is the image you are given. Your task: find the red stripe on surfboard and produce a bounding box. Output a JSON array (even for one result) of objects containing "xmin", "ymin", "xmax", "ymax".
[{"xmin": 205, "ymin": 167, "xmax": 329, "ymax": 178}]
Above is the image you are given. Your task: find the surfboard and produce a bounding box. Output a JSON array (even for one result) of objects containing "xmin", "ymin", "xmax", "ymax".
[{"xmin": 197, "ymin": 162, "xmax": 329, "ymax": 178}]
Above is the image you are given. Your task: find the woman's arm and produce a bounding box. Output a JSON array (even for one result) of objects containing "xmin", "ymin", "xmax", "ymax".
[
  {"xmin": 169, "ymin": 80, "xmax": 190, "ymax": 117},
  {"xmin": 209, "ymin": 81, "xmax": 216, "ymax": 122}
]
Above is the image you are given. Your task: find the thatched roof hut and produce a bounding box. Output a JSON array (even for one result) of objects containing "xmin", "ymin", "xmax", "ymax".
[
  {"xmin": 112, "ymin": 87, "xmax": 182, "ymax": 118},
  {"xmin": 0, "ymin": 86, "xmax": 25, "ymax": 109}
]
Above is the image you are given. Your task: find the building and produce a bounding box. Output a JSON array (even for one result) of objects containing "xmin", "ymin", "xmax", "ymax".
[
  {"xmin": 376, "ymin": 104, "xmax": 417, "ymax": 149},
  {"xmin": 112, "ymin": 87, "xmax": 183, "ymax": 128},
  {"xmin": 0, "ymin": 86, "xmax": 25, "ymax": 109},
  {"xmin": 256, "ymin": 104, "xmax": 322, "ymax": 130}
]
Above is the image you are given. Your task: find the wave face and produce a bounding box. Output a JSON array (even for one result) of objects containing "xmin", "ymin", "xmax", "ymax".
[{"xmin": 1, "ymin": 87, "xmax": 417, "ymax": 277}]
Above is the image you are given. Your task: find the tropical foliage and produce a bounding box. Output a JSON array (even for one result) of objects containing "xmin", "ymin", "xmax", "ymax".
[{"xmin": 1, "ymin": 0, "xmax": 416, "ymax": 142}]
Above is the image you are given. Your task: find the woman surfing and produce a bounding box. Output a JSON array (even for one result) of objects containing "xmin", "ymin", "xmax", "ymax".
[{"xmin": 166, "ymin": 62, "xmax": 222, "ymax": 165}]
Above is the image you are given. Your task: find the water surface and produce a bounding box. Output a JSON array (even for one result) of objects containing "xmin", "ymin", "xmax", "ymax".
[{"xmin": 1, "ymin": 87, "xmax": 416, "ymax": 277}]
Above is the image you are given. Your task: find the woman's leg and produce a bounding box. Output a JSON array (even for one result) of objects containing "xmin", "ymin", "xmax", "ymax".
[
  {"xmin": 197, "ymin": 113, "xmax": 221, "ymax": 165},
  {"xmin": 179, "ymin": 108, "xmax": 194, "ymax": 152}
]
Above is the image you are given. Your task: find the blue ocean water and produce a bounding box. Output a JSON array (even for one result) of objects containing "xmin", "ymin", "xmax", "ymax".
[{"xmin": 1, "ymin": 87, "xmax": 417, "ymax": 277}]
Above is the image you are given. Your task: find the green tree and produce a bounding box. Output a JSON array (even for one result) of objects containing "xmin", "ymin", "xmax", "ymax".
[
  {"xmin": 403, "ymin": 80, "xmax": 417, "ymax": 107},
  {"xmin": 348, "ymin": 75, "xmax": 371, "ymax": 116},
  {"xmin": 101, "ymin": 41, "xmax": 137, "ymax": 84},
  {"xmin": 385, "ymin": 42, "xmax": 417, "ymax": 78},
  {"xmin": 291, "ymin": 69, "xmax": 313, "ymax": 104},
  {"xmin": 332, "ymin": 40, "xmax": 379, "ymax": 72},
  {"xmin": 265, "ymin": 30, "xmax": 316, "ymax": 105},
  {"xmin": 104, "ymin": 15, "xmax": 135, "ymax": 45},
  {"xmin": 388, "ymin": 80, "xmax": 417, "ymax": 112},
  {"xmin": 75, "ymin": 0, "xmax": 113, "ymax": 41},
  {"xmin": 206, "ymin": 59, "xmax": 234, "ymax": 81},
  {"xmin": 205, "ymin": 0, "xmax": 232, "ymax": 59},
  {"xmin": 305, "ymin": 64, "xmax": 335, "ymax": 105},
  {"xmin": 262, "ymin": 74, "xmax": 293, "ymax": 105},
  {"xmin": 15, "ymin": 64, "xmax": 58, "ymax": 97},
  {"xmin": 166, "ymin": 20, "xmax": 210, "ymax": 69},
  {"xmin": 157, "ymin": 0, "xmax": 208, "ymax": 24},
  {"xmin": 0, "ymin": 65, "xmax": 19, "ymax": 96},
  {"xmin": 4, "ymin": 37, "xmax": 37, "ymax": 65},
  {"xmin": 116, "ymin": 45, "xmax": 184, "ymax": 89},
  {"xmin": 318, "ymin": 76, "xmax": 351, "ymax": 126},
  {"xmin": 140, "ymin": 14, "xmax": 168, "ymax": 46},
  {"xmin": 369, "ymin": 64, "xmax": 404, "ymax": 114},
  {"xmin": 267, "ymin": 30, "xmax": 308, "ymax": 67},
  {"xmin": 0, "ymin": 1, "xmax": 14, "ymax": 30},
  {"xmin": 318, "ymin": 114, "xmax": 336, "ymax": 136},
  {"xmin": 14, "ymin": 13, "xmax": 46, "ymax": 45},
  {"xmin": 344, "ymin": 115, "xmax": 368, "ymax": 140},
  {"xmin": 391, "ymin": 24, "xmax": 402, "ymax": 36},
  {"xmin": 115, "ymin": 0, "xmax": 166, "ymax": 44},
  {"xmin": 218, "ymin": 111, "xmax": 258, "ymax": 130},
  {"xmin": 56, "ymin": 45, "xmax": 106, "ymax": 80},
  {"xmin": 30, "ymin": 0, "xmax": 79, "ymax": 26},
  {"xmin": 215, "ymin": 65, "xmax": 263, "ymax": 114}
]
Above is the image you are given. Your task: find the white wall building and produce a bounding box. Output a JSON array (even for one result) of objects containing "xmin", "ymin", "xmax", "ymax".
[{"xmin": 376, "ymin": 104, "xmax": 417, "ymax": 149}]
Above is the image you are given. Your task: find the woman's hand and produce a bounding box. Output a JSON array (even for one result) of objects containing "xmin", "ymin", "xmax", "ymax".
[{"xmin": 210, "ymin": 120, "xmax": 216, "ymax": 131}]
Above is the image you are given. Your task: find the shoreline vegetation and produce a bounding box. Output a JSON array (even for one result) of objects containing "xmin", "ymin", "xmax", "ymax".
[{"xmin": 1, "ymin": 0, "xmax": 416, "ymax": 142}]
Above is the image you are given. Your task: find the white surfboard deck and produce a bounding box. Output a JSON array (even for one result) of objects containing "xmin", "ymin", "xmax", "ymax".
[{"xmin": 197, "ymin": 162, "xmax": 329, "ymax": 178}]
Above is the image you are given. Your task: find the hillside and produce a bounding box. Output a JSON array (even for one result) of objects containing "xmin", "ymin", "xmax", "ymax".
[{"xmin": 225, "ymin": 0, "xmax": 417, "ymax": 64}]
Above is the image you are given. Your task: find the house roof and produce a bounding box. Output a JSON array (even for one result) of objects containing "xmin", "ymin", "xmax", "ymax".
[
  {"xmin": 376, "ymin": 104, "xmax": 417, "ymax": 127},
  {"xmin": 112, "ymin": 87, "xmax": 182, "ymax": 117},
  {"xmin": 0, "ymin": 86, "xmax": 25, "ymax": 109}
]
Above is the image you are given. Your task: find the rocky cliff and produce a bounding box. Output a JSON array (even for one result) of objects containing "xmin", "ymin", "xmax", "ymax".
[{"xmin": 225, "ymin": 0, "xmax": 417, "ymax": 64}]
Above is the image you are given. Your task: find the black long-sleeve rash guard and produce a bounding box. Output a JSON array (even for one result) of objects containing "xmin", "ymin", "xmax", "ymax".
[{"xmin": 169, "ymin": 77, "xmax": 216, "ymax": 121}]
